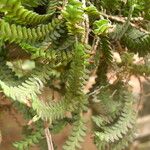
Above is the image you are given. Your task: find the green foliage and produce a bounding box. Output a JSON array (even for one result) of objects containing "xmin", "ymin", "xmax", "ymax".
[
  {"xmin": 0, "ymin": 0, "xmax": 149, "ymax": 150},
  {"xmin": 20, "ymin": 42, "xmax": 73, "ymax": 63},
  {"xmin": 0, "ymin": 18, "xmax": 63, "ymax": 43},
  {"xmin": 0, "ymin": 59, "xmax": 60, "ymax": 102},
  {"xmin": 47, "ymin": 0, "xmax": 62, "ymax": 15},
  {"xmin": 65, "ymin": 43, "xmax": 87, "ymax": 107},
  {"xmin": 63, "ymin": 116, "xmax": 87, "ymax": 150},
  {"xmin": 122, "ymin": 27, "xmax": 150, "ymax": 56},
  {"xmin": 111, "ymin": 129, "xmax": 135, "ymax": 150},
  {"xmin": 62, "ymin": 0, "xmax": 84, "ymax": 34},
  {"xmin": 0, "ymin": 0, "xmax": 51, "ymax": 25},
  {"xmin": 21, "ymin": 0, "xmax": 48, "ymax": 7},
  {"xmin": 100, "ymin": 36, "xmax": 113, "ymax": 64},
  {"xmin": 32, "ymin": 97, "xmax": 68, "ymax": 122},
  {"xmin": 94, "ymin": 92, "xmax": 136, "ymax": 150},
  {"xmin": 13, "ymin": 129, "xmax": 44, "ymax": 150},
  {"xmin": 94, "ymin": 19, "xmax": 111, "ymax": 35}
]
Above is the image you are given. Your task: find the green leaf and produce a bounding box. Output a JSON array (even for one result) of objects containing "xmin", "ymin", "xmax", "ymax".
[{"xmin": 94, "ymin": 19, "xmax": 111, "ymax": 35}]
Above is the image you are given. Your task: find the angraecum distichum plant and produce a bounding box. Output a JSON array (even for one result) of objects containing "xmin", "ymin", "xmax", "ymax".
[{"xmin": 0, "ymin": 0, "xmax": 150, "ymax": 149}]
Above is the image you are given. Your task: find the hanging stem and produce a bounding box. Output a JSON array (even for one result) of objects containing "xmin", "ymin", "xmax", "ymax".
[
  {"xmin": 81, "ymin": 0, "xmax": 90, "ymax": 44},
  {"xmin": 45, "ymin": 128, "xmax": 54, "ymax": 150}
]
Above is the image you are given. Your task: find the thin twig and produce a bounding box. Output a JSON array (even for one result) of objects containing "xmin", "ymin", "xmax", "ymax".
[
  {"xmin": 45, "ymin": 128, "xmax": 54, "ymax": 150},
  {"xmin": 136, "ymin": 76, "xmax": 144, "ymax": 111},
  {"xmin": 89, "ymin": 36, "xmax": 100, "ymax": 62},
  {"xmin": 101, "ymin": 13, "xmax": 149, "ymax": 34},
  {"xmin": 82, "ymin": 0, "xmax": 90, "ymax": 44},
  {"xmin": 143, "ymin": 92, "xmax": 150, "ymax": 98},
  {"xmin": 83, "ymin": 37, "xmax": 100, "ymax": 94},
  {"xmin": 92, "ymin": 37, "xmax": 100, "ymax": 53}
]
